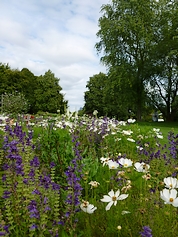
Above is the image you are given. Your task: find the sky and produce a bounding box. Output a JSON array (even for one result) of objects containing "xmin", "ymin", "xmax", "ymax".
[{"xmin": 0, "ymin": 0, "xmax": 110, "ymax": 111}]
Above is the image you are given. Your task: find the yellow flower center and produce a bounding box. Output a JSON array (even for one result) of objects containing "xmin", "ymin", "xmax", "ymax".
[
  {"xmin": 169, "ymin": 198, "xmax": 174, "ymax": 202},
  {"xmin": 112, "ymin": 196, "xmax": 117, "ymax": 201},
  {"xmin": 124, "ymin": 164, "xmax": 128, "ymax": 167}
]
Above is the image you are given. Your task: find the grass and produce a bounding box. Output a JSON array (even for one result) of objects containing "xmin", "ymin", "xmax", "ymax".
[{"xmin": 137, "ymin": 121, "xmax": 178, "ymax": 145}]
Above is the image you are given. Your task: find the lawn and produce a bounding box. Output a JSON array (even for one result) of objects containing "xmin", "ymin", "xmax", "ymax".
[{"xmin": 137, "ymin": 121, "xmax": 178, "ymax": 145}]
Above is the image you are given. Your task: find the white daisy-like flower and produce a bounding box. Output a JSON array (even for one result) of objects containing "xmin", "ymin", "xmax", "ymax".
[
  {"xmin": 134, "ymin": 162, "xmax": 150, "ymax": 173},
  {"xmin": 108, "ymin": 160, "xmax": 119, "ymax": 169},
  {"xmin": 164, "ymin": 177, "xmax": 178, "ymax": 189},
  {"xmin": 88, "ymin": 181, "xmax": 100, "ymax": 189},
  {"xmin": 100, "ymin": 189, "xmax": 129, "ymax": 211},
  {"xmin": 122, "ymin": 130, "xmax": 133, "ymax": 136},
  {"xmin": 127, "ymin": 138, "xmax": 135, "ymax": 143},
  {"xmin": 127, "ymin": 118, "xmax": 136, "ymax": 124},
  {"xmin": 157, "ymin": 134, "xmax": 163, "ymax": 139},
  {"xmin": 100, "ymin": 157, "xmax": 110, "ymax": 166},
  {"xmin": 160, "ymin": 189, "xmax": 178, "ymax": 207},
  {"xmin": 80, "ymin": 200, "xmax": 97, "ymax": 214},
  {"xmin": 136, "ymin": 146, "xmax": 144, "ymax": 151},
  {"xmin": 119, "ymin": 158, "xmax": 133, "ymax": 168}
]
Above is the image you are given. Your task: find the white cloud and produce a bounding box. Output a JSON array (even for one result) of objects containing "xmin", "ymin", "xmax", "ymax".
[{"xmin": 0, "ymin": 0, "xmax": 109, "ymax": 111}]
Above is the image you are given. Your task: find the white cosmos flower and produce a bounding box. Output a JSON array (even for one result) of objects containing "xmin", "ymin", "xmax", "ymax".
[
  {"xmin": 156, "ymin": 134, "xmax": 163, "ymax": 139},
  {"xmin": 127, "ymin": 138, "xmax": 135, "ymax": 143},
  {"xmin": 100, "ymin": 189, "xmax": 129, "ymax": 211},
  {"xmin": 160, "ymin": 189, "xmax": 178, "ymax": 207},
  {"xmin": 119, "ymin": 158, "xmax": 133, "ymax": 168},
  {"xmin": 127, "ymin": 118, "xmax": 136, "ymax": 123},
  {"xmin": 122, "ymin": 130, "xmax": 133, "ymax": 136},
  {"xmin": 80, "ymin": 200, "xmax": 97, "ymax": 214},
  {"xmin": 134, "ymin": 162, "xmax": 150, "ymax": 172},
  {"xmin": 100, "ymin": 157, "xmax": 110, "ymax": 166},
  {"xmin": 136, "ymin": 146, "xmax": 143, "ymax": 151},
  {"xmin": 88, "ymin": 181, "xmax": 100, "ymax": 189},
  {"xmin": 108, "ymin": 160, "xmax": 119, "ymax": 169},
  {"xmin": 164, "ymin": 177, "xmax": 178, "ymax": 189}
]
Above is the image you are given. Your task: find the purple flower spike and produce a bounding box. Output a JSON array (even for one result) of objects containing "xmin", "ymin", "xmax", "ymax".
[{"xmin": 140, "ymin": 226, "xmax": 152, "ymax": 237}]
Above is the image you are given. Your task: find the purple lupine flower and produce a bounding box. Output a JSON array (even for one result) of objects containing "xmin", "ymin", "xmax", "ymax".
[
  {"xmin": 23, "ymin": 178, "xmax": 29, "ymax": 184},
  {"xmin": 0, "ymin": 232, "xmax": 6, "ymax": 236},
  {"xmin": 2, "ymin": 174, "xmax": 6, "ymax": 182},
  {"xmin": 30, "ymin": 156, "xmax": 40, "ymax": 167},
  {"xmin": 32, "ymin": 189, "xmax": 41, "ymax": 195},
  {"xmin": 2, "ymin": 190, "xmax": 11, "ymax": 199},
  {"xmin": 39, "ymin": 174, "xmax": 51, "ymax": 189},
  {"xmin": 30, "ymin": 224, "xmax": 38, "ymax": 230},
  {"xmin": 29, "ymin": 168, "xmax": 35, "ymax": 179},
  {"xmin": 28, "ymin": 200, "xmax": 40, "ymax": 219},
  {"xmin": 50, "ymin": 162, "xmax": 56, "ymax": 168},
  {"xmin": 51, "ymin": 182, "xmax": 60, "ymax": 191},
  {"xmin": 140, "ymin": 226, "xmax": 152, "ymax": 237},
  {"xmin": 3, "ymin": 225, "xmax": 9, "ymax": 234},
  {"xmin": 2, "ymin": 163, "xmax": 9, "ymax": 171}
]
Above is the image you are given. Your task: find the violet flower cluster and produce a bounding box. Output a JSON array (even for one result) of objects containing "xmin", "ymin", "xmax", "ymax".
[
  {"xmin": 64, "ymin": 132, "xmax": 83, "ymax": 222},
  {"xmin": 168, "ymin": 132, "xmax": 178, "ymax": 159},
  {"xmin": 140, "ymin": 226, "xmax": 152, "ymax": 237},
  {"xmin": 2, "ymin": 123, "xmax": 61, "ymax": 235}
]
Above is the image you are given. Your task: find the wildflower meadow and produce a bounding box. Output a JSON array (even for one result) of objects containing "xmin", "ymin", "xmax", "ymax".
[{"xmin": 0, "ymin": 112, "xmax": 178, "ymax": 237}]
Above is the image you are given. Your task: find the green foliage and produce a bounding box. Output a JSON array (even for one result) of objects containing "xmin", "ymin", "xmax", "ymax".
[
  {"xmin": 0, "ymin": 63, "xmax": 68, "ymax": 114},
  {"xmin": 84, "ymin": 72, "xmax": 107, "ymax": 117},
  {"xmin": 0, "ymin": 114, "xmax": 178, "ymax": 236},
  {"xmin": 2, "ymin": 92, "xmax": 29, "ymax": 115},
  {"xmin": 94, "ymin": 0, "xmax": 178, "ymax": 121},
  {"xmin": 35, "ymin": 121, "xmax": 74, "ymax": 184},
  {"xmin": 33, "ymin": 70, "xmax": 67, "ymax": 114}
]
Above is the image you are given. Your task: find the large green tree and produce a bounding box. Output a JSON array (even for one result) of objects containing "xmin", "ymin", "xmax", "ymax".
[
  {"xmin": 95, "ymin": 0, "xmax": 178, "ymax": 121},
  {"xmin": 96, "ymin": 0, "xmax": 155, "ymax": 120},
  {"xmin": 146, "ymin": 0, "xmax": 178, "ymax": 121},
  {"xmin": 20, "ymin": 68, "xmax": 38, "ymax": 114},
  {"xmin": 33, "ymin": 70, "xmax": 67, "ymax": 114},
  {"xmin": 84, "ymin": 72, "xmax": 107, "ymax": 117},
  {"xmin": 0, "ymin": 64, "xmax": 68, "ymax": 114}
]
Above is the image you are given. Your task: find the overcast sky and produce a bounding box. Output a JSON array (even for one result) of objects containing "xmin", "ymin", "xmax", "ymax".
[{"xmin": 0, "ymin": 0, "xmax": 110, "ymax": 111}]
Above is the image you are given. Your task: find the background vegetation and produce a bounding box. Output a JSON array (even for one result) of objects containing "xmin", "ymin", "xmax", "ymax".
[
  {"xmin": 84, "ymin": 0, "xmax": 178, "ymax": 122},
  {"xmin": 0, "ymin": 64, "xmax": 68, "ymax": 115}
]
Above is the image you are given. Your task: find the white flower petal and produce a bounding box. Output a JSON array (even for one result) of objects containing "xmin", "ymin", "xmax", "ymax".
[
  {"xmin": 108, "ymin": 190, "xmax": 115, "ymax": 198},
  {"xmin": 172, "ymin": 198, "xmax": 178, "ymax": 207},
  {"xmin": 106, "ymin": 201, "xmax": 114, "ymax": 211},
  {"xmin": 115, "ymin": 189, "xmax": 120, "ymax": 198},
  {"xmin": 117, "ymin": 194, "xmax": 129, "ymax": 200},
  {"xmin": 170, "ymin": 189, "xmax": 177, "ymax": 199},
  {"xmin": 100, "ymin": 195, "xmax": 112, "ymax": 202}
]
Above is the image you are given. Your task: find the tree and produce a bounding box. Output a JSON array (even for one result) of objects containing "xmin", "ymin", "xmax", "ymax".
[
  {"xmin": 96, "ymin": 0, "xmax": 156, "ymax": 120},
  {"xmin": 146, "ymin": 0, "xmax": 178, "ymax": 121},
  {"xmin": 2, "ymin": 92, "xmax": 29, "ymax": 115},
  {"xmin": 33, "ymin": 70, "xmax": 67, "ymax": 114},
  {"xmin": 0, "ymin": 64, "xmax": 68, "ymax": 114},
  {"xmin": 103, "ymin": 67, "xmax": 139, "ymax": 119},
  {"xmin": 20, "ymin": 68, "xmax": 38, "ymax": 114},
  {"xmin": 84, "ymin": 72, "xmax": 107, "ymax": 116},
  {"xmin": 95, "ymin": 0, "xmax": 178, "ymax": 121}
]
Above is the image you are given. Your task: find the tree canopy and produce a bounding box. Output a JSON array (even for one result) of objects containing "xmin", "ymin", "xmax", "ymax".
[
  {"xmin": 0, "ymin": 63, "xmax": 68, "ymax": 114},
  {"xmin": 94, "ymin": 0, "xmax": 178, "ymax": 121}
]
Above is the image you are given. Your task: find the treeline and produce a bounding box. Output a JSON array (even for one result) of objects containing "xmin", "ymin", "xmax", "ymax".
[
  {"xmin": 0, "ymin": 63, "xmax": 67, "ymax": 114},
  {"xmin": 84, "ymin": 0, "xmax": 178, "ymax": 122}
]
